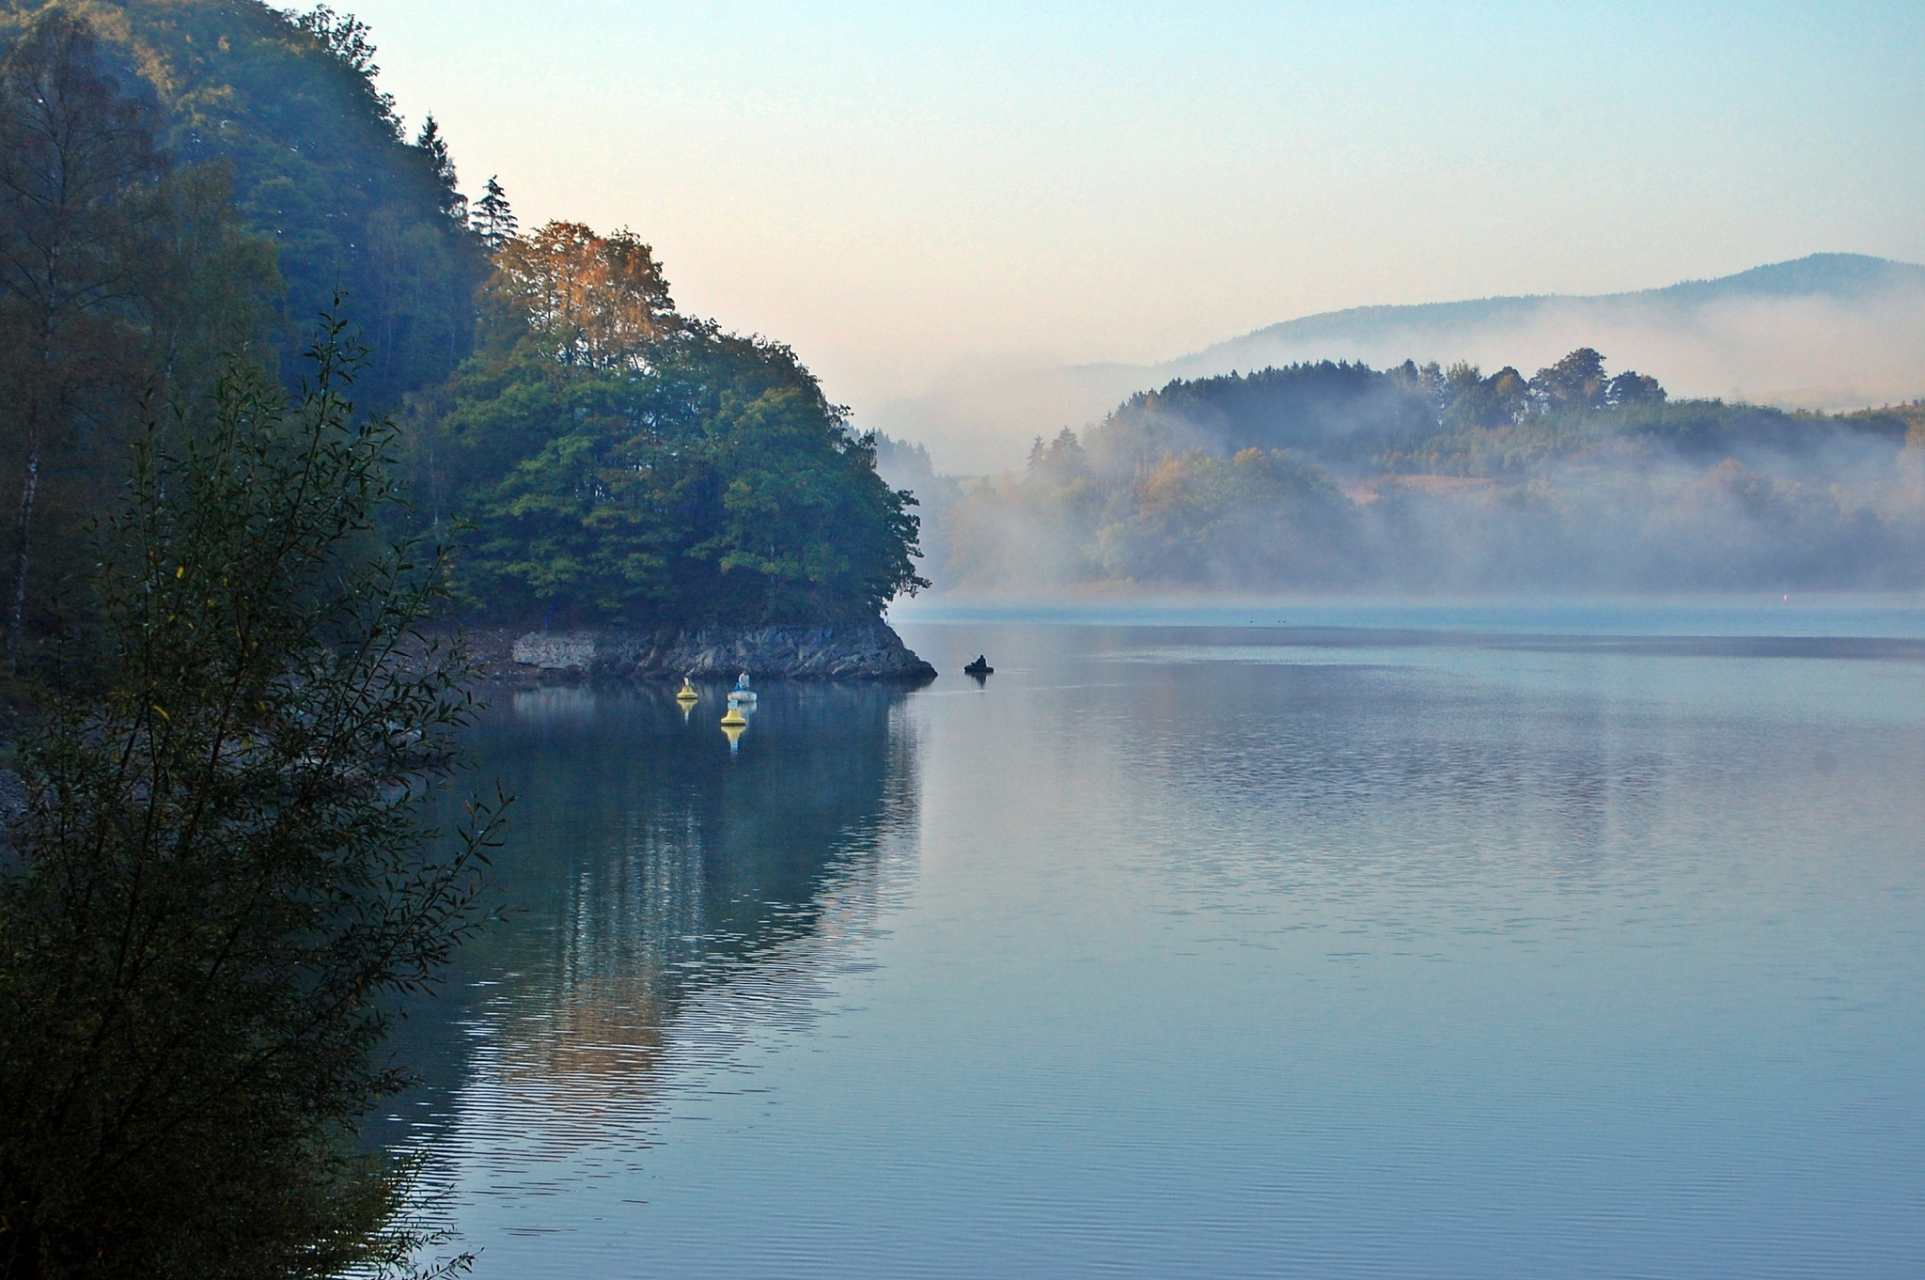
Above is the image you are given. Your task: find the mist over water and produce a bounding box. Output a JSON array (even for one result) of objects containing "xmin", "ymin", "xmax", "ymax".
[{"xmin": 879, "ymin": 346, "xmax": 1925, "ymax": 598}]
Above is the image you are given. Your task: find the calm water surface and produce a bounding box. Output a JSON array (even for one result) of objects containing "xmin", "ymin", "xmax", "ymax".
[{"xmin": 392, "ymin": 604, "xmax": 1925, "ymax": 1278}]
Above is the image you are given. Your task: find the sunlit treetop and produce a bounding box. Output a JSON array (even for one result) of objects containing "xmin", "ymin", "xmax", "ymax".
[{"xmin": 490, "ymin": 220, "xmax": 677, "ymax": 373}]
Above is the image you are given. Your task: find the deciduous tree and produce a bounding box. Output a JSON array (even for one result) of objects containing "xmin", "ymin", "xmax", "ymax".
[
  {"xmin": 0, "ymin": 319, "xmax": 499, "ymax": 1280},
  {"xmin": 490, "ymin": 220, "xmax": 676, "ymax": 371},
  {"xmin": 0, "ymin": 10, "xmax": 161, "ymax": 666}
]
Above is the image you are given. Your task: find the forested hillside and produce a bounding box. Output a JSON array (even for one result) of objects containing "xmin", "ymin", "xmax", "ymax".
[
  {"xmin": 6, "ymin": 0, "xmax": 491, "ymax": 406},
  {"xmin": 938, "ymin": 350, "xmax": 1925, "ymax": 592},
  {"xmin": 0, "ymin": 0, "xmax": 925, "ymax": 668}
]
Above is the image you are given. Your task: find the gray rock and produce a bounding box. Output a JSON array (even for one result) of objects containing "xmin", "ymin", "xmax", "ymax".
[
  {"xmin": 504, "ymin": 620, "xmax": 936, "ymax": 683},
  {"xmin": 511, "ymin": 631, "xmax": 600, "ymax": 670}
]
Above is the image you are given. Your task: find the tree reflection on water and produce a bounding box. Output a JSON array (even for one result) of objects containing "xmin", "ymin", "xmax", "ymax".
[{"xmin": 377, "ymin": 681, "xmax": 922, "ymax": 1174}]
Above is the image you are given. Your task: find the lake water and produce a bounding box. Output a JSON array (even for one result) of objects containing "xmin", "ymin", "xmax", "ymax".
[{"xmin": 391, "ymin": 601, "xmax": 1925, "ymax": 1278}]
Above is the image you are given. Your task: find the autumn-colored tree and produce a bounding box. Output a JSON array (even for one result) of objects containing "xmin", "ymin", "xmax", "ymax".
[{"xmin": 489, "ymin": 220, "xmax": 677, "ymax": 371}]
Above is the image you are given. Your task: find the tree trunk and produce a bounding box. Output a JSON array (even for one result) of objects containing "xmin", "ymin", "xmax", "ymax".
[{"xmin": 7, "ymin": 446, "xmax": 40, "ymax": 670}]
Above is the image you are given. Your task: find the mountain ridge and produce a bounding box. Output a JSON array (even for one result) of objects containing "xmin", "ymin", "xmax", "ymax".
[
  {"xmin": 873, "ymin": 252, "xmax": 1925, "ymax": 473},
  {"xmin": 1177, "ymin": 253, "xmax": 1925, "ymax": 375}
]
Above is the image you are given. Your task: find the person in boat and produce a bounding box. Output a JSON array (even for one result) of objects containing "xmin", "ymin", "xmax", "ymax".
[
  {"xmin": 729, "ymin": 671, "xmax": 757, "ymax": 702},
  {"xmin": 964, "ymin": 654, "xmax": 992, "ymax": 675}
]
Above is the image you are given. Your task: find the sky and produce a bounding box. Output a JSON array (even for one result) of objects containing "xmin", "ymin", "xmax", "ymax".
[{"xmin": 346, "ymin": 1, "xmax": 1925, "ymax": 442}]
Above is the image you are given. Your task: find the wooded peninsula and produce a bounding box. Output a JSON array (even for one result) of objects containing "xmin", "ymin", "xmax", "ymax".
[{"xmin": 0, "ymin": 0, "xmax": 928, "ymax": 682}]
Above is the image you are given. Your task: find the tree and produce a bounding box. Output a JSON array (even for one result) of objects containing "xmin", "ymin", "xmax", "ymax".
[
  {"xmin": 127, "ymin": 161, "xmax": 282, "ymax": 404},
  {"xmin": 490, "ymin": 220, "xmax": 677, "ymax": 371},
  {"xmin": 414, "ymin": 114, "xmax": 465, "ymax": 225},
  {"xmin": 1440, "ymin": 363, "xmax": 1529, "ymax": 428},
  {"xmin": 0, "ymin": 11, "xmax": 161, "ymax": 667},
  {"xmin": 0, "ymin": 320, "xmax": 501, "ymax": 1280},
  {"xmin": 1606, "ymin": 369, "xmax": 1666, "ymax": 406},
  {"xmin": 471, "ymin": 176, "xmax": 516, "ymax": 251},
  {"xmin": 0, "ymin": 11, "xmax": 282, "ymax": 678},
  {"xmin": 695, "ymin": 382, "xmax": 929, "ymax": 619},
  {"xmin": 1530, "ymin": 347, "xmax": 1609, "ymax": 412},
  {"xmin": 288, "ymin": 4, "xmax": 400, "ymax": 138},
  {"xmin": 1027, "ymin": 427, "xmax": 1090, "ymax": 486}
]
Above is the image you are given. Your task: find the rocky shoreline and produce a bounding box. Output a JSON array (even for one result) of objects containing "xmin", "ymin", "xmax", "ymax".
[{"xmin": 469, "ymin": 619, "xmax": 936, "ymax": 685}]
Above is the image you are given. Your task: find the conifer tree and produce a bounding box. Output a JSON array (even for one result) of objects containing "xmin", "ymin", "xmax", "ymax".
[
  {"xmin": 472, "ymin": 175, "xmax": 518, "ymax": 251},
  {"xmin": 415, "ymin": 114, "xmax": 465, "ymax": 224}
]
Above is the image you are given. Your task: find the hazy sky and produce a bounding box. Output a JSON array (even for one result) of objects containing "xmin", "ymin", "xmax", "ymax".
[{"xmin": 348, "ymin": 1, "xmax": 1924, "ymax": 422}]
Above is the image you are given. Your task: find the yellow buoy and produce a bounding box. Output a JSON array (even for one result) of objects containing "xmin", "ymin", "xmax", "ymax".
[
  {"xmin": 675, "ymin": 678, "xmax": 699, "ymax": 703},
  {"xmin": 720, "ymin": 704, "xmax": 747, "ymax": 728}
]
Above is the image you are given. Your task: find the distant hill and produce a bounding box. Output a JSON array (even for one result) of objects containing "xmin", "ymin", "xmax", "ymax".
[
  {"xmin": 1180, "ymin": 253, "xmax": 1925, "ymax": 380},
  {"xmin": 878, "ymin": 254, "xmax": 1925, "ymax": 473}
]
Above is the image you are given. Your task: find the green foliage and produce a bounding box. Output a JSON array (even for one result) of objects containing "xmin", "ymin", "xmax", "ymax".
[
  {"xmin": 470, "ymin": 175, "xmax": 515, "ymax": 252},
  {"xmin": 872, "ymin": 432, "xmax": 960, "ymax": 582},
  {"xmin": 1, "ymin": 0, "xmax": 494, "ymax": 411},
  {"xmin": 0, "ymin": 322, "xmax": 500, "ymax": 1279},
  {"xmin": 1093, "ymin": 447, "xmax": 1354, "ymax": 584},
  {"xmin": 1439, "ymin": 361, "xmax": 1529, "ymax": 429},
  {"xmin": 416, "ymin": 221, "xmax": 926, "ymax": 626},
  {"xmin": 1529, "ymin": 346, "xmax": 1609, "ymax": 410},
  {"xmin": 1091, "ymin": 360, "xmax": 1435, "ymax": 474}
]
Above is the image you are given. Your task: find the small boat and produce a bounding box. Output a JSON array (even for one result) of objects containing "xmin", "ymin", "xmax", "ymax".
[
  {"xmin": 963, "ymin": 655, "xmax": 993, "ymax": 677},
  {"xmin": 727, "ymin": 672, "xmax": 758, "ymax": 704}
]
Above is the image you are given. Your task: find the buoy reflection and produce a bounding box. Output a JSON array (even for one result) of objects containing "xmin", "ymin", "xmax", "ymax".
[{"xmin": 719, "ymin": 697, "xmax": 753, "ymax": 754}]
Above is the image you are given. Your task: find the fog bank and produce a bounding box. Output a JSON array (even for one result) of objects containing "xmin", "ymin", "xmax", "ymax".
[{"xmin": 877, "ymin": 346, "xmax": 1925, "ymax": 598}]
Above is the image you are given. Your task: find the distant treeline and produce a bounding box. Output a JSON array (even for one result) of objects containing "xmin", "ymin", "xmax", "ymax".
[
  {"xmin": 0, "ymin": 0, "xmax": 924, "ymax": 666},
  {"xmin": 897, "ymin": 351, "xmax": 1925, "ymax": 591}
]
